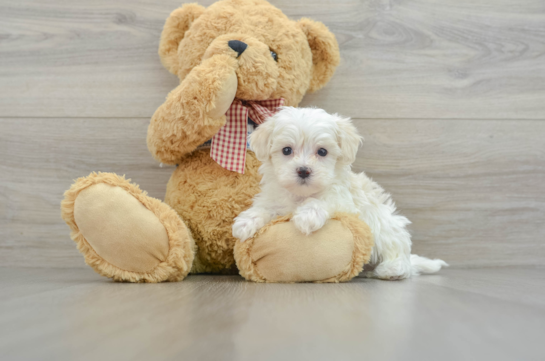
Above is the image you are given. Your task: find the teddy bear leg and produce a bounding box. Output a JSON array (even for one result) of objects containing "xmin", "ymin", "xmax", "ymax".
[
  {"xmin": 61, "ymin": 172, "xmax": 194, "ymax": 283},
  {"xmin": 234, "ymin": 213, "xmax": 374, "ymax": 283}
]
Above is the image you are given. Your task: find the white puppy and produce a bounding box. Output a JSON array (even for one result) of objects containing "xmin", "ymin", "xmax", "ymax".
[{"xmin": 232, "ymin": 107, "xmax": 447, "ymax": 280}]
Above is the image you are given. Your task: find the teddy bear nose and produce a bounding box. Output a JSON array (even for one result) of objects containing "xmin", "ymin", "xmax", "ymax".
[
  {"xmin": 297, "ymin": 167, "xmax": 311, "ymax": 179},
  {"xmin": 228, "ymin": 40, "xmax": 248, "ymax": 58}
]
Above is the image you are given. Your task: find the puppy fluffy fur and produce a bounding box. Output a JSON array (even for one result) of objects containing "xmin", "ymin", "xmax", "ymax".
[{"xmin": 232, "ymin": 107, "xmax": 447, "ymax": 279}]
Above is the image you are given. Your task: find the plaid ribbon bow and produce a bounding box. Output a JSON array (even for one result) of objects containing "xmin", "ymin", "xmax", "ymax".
[{"xmin": 211, "ymin": 98, "xmax": 284, "ymax": 174}]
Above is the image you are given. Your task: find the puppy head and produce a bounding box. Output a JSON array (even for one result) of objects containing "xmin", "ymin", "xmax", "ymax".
[{"xmin": 251, "ymin": 107, "xmax": 362, "ymax": 197}]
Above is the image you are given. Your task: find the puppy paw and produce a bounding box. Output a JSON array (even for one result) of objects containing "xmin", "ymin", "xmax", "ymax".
[
  {"xmin": 232, "ymin": 216, "xmax": 265, "ymax": 242},
  {"xmin": 373, "ymin": 258, "xmax": 412, "ymax": 280},
  {"xmin": 292, "ymin": 205, "xmax": 329, "ymax": 236}
]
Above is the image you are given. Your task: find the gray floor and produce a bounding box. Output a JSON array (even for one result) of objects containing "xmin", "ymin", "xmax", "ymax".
[{"xmin": 1, "ymin": 267, "xmax": 544, "ymax": 361}]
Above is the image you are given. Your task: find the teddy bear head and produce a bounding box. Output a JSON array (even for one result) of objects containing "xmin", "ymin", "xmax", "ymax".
[{"xmin": 158, "ymin": 0, "xmax": 340, "ymax": 106}]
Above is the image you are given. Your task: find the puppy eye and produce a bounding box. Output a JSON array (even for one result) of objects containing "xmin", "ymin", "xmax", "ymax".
[
  {"xmin": 317, "ymin": 148, "xmax": 328, "ymax": 157},
  {"xmin": 282, "ymin": 147, "xmax": 292, "ymax": 155},
  {"xmin": 270, "ymin": 50, "xmax": 278, "ymax": 62}
]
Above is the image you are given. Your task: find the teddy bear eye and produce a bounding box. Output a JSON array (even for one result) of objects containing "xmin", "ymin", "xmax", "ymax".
[
  {"xmin": 282, "ymin": 147, "xmax": 292, "ymax": 155},
  {"xmin": 270, "ymin": 50, "xmax": 278, "ymax": 62},
  {"xmin": 317, "ymin": 148, "xmax": 328, "ymax": 157}
]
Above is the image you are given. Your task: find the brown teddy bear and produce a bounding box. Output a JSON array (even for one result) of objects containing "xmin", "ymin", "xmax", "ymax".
[{"xmin": 61, "ymin": 0, "xmax": 374, "ymax": 283}]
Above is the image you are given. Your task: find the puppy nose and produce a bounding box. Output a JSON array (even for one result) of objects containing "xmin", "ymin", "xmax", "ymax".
[
  {"xmin": 228, "ymin": 40, "xmax": 247, "ymax": 58},
  {"xmin": 297, "ymin": 167, "xmax": 311, "ymax": 179}
]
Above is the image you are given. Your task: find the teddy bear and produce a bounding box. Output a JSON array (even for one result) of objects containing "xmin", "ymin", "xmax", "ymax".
[{"xmin": 61, "ymin": 0, "xmax": 374, "ymax": 283}]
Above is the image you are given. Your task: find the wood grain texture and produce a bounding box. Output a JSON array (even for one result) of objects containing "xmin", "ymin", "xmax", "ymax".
[
  {"xmin": 0, "ymin": 118, "xmax": 174, "ymax": 268},
  {"xmin": 1, "ymin": 0, "xmax": 544, "ymax": 118},
  {"xmin": 1, "ymin": 0, "xmax": 544, "ymax": 269},
  {"xmin": 353, "ymin": 119, "xmax": 545, "ymax": 267},
  {"xmin": 0, "ymin": 267, "xmax": 544, "ymax": 361},
  {"xmin": 1, "ymin": 118, "xmax": 543, "ymax": 268}
]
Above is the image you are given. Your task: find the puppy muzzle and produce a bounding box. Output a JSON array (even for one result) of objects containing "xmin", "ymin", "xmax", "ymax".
[{"xmin": 297, "ymin": 167, "xmax": 311, "ymax": 179}]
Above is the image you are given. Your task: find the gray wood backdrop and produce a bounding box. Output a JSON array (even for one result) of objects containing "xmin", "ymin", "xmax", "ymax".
[{"xmin": 1, "ymin": 0, "xmax": 544, "ymax": 268}]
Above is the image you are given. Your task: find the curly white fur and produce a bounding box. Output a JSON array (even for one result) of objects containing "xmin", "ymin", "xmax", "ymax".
[{"xmin": 233, "ymin": 107, "xmax": 447, "ymax": 279}]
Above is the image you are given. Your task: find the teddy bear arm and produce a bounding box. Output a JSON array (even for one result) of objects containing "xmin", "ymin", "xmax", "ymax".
[{"xmin": 147, "ymin": 54, "xmax": 238, "ymax": 164}]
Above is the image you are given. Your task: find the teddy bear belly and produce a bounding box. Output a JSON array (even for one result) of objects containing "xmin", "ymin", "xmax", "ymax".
[{"xmin": 164, "ymin": 149, "xmax": 262, "ymax": 274}]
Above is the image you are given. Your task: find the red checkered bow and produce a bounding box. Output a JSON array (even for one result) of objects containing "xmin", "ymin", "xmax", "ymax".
[{"xmin": 211, "ymin": 98, "xmax": 285, "ymax": 174}]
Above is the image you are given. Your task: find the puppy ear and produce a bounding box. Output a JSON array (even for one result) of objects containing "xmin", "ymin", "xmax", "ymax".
[
  {"xmin": 250, "ymin": 119, "xmax": 276, "ymax": 162},
  {"xmin": 159, "ymin": 4, "xmax": 206, "ymax": 75},
  {"xmin": 297, "ymin": 18, "xmax": 341, "ymax": 93},
  {"xmin": 336, "ymin": 117, "xmax": 363, "ymax": 164}
]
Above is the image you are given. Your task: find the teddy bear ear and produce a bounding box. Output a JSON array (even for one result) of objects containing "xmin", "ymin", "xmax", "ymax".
[
  {"xmin": 297, "ymin": 18, "xmax": 341, "ymax": 93},
  {"xmin": 159, "ymin": 4, "xmax": 206, "ymax": 75}
]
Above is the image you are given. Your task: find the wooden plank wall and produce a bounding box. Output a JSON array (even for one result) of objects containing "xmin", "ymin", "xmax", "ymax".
[{"xmin": 1, "ymin": 0, "xmax": 544, "ymax": 268}]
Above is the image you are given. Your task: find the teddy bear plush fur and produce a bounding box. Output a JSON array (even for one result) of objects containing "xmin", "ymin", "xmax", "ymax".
[{"xmin": 61, "ymin": 0, "xmax": 374, "ymax": 283}]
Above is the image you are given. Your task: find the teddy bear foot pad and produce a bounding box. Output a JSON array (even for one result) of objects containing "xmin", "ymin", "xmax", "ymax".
[
  {"xmin": 61, "ymin": 172, "xmax": 194, "ymax": 283},
  {"xmin": 234, "ymin": 213, "xmax": 374, "ymax": 283}
]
